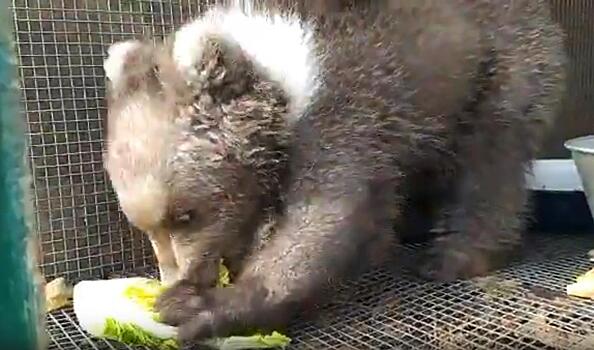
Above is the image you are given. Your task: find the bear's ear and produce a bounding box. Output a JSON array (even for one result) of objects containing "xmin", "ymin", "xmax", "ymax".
[
  {"xmin": 104, "ymin": 40, "xmax": 143, "ymax": 85},
  {"xmin": 172, "ymin": 18, "xmax": 216, "ymax": 78},
  {"xmin": 199, "ymin": 38, "xmax": 257, "ymax": 100},
  {"xmin": 172, "ymin": 16, "xmax": 257, "ymax": 96},
  {"xmin": 104, "ymin": 40, "xmax": 156, "ymax": 91}
]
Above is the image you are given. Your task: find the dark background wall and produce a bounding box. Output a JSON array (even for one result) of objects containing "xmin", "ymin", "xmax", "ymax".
[{"xmin": 543, "ymin": 0, "xmax": 594, "ymax": 158}]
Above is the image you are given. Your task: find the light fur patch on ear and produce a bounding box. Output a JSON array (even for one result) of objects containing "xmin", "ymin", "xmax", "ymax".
[
  {"xmin": 172, "ymin": 20, "xmax": 220, "ymax": 79},
  {"xmin": 173, "ymin": 6, "xmax": 320, "ymax": 123},
  {"xmin": 103, "ymin": 40, "xmax": 143, "ymax": 88}
]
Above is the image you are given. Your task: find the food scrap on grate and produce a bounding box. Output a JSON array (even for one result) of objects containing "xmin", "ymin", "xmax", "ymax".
[
  {"xmin": 567, "ymin": 267, "xmax": 594, "ymax": 299},
  {"xmin": 45, "ymin": 277, "xmax": 73, "ymax": 312}
]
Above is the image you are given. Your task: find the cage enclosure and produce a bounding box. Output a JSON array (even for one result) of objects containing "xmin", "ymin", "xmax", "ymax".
[{"xmin": 8, "ymin": 0, "xmax": 594, "ymax": 349}]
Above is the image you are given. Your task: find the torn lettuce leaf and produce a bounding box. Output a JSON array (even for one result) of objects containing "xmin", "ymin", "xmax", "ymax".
[
  {"xmin": 108, "ymin": 260, "xmax": 291, "ymax": 349},
  {"xmin": 217, "ymin": 262, "xmax": 231, "ymax": 288},
  {"xmin": 122, "ymin": 278, "xmax": 167, "ymax": 321},
  {"xmin": 103, "ymin": 317, "xmax": 179, "ymax": 350},
  {"xmin": 204, "ymin": 331, "xmax": 292, "ymax": 349}
]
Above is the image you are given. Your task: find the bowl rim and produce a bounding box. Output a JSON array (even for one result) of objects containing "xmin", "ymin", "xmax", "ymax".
[{"xmin": 565, "ymin": 135, "xmax": 594, "ymax": 155}]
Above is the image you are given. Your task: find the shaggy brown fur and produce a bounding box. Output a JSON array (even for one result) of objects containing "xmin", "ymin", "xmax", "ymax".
[
  {"xmin": 104, "ymin": 36, "xmax": 291, "ymax": 285},
  {"xmin": 103, "ymin": 0, "xmax": 566, "ymax": 344}
]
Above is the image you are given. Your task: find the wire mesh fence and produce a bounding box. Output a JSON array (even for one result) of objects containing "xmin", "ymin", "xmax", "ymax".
[
  {"xmin": 9, "ymin": 0, "xmax": 594, "ymax": 349},
  {"xmin": 11, "ymin": 0, "xmax": 215, "ymax": 281}
]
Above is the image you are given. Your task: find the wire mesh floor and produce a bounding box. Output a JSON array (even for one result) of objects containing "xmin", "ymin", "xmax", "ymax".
[{"xmin": 45, "ymin": 232, "xmax": 594, "ymax": 350}]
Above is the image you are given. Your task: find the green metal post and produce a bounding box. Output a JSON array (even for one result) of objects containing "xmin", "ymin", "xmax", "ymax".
[{"xmin": 0, "ymin": 0, "xmax": 46, "ymax": 349}]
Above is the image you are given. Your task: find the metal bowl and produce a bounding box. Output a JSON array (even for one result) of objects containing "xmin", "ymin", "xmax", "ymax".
[{"xmin": 565, "ymin": 135, "xmax": 594, "ymax": 220}]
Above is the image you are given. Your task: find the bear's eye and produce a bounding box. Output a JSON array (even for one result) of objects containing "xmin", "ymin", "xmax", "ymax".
[
  {"xmin": 177, "ymin": 210, "xmax": 194, "ymax": 224},
  {"xmin": 171, "ymin": 210, "xmax": 206, "ymax": 231}
]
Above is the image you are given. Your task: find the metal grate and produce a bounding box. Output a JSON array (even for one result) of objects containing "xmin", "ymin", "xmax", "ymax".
[
  {"xmin": 9, "ymin": 0, "xmax": 594, "ymax": 349},
  {"xmin": 289, "ymin": 233, "xmax": 594, "ymax": 350},
  {"xmin": 10, "ymin": 0, "xmax": 217, "ymax": 281},
  {"xmin": 43, "ymin": 233, "xmax": 594, "ymax": 350}
]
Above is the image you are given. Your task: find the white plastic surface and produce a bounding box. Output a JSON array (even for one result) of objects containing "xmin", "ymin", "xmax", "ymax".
[{"xmin": 525, "ymin": 159, "xmax": 583, "ymax": 192}]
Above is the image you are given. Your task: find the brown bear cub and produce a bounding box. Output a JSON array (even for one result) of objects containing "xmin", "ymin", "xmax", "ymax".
[{"xmin": 103, "ymin": 0, "xmax": 566, "ymax": 343}]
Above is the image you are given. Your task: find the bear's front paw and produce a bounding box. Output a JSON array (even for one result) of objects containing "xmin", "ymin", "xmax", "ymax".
[
  {"xmin": 418, "ymin": 236, "xmax": 492, "ymax": 282},
  {"xmin": 155, "ymin": 279, "xmax": 207, "ymax": 326}
]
